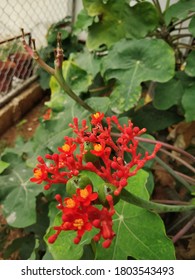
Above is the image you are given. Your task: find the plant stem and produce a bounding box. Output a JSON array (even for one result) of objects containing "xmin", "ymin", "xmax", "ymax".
[
  {"xmin": 170, "ymin": 14, "xmax": 195, "ymax": 29},
  {"xmin": 174, "ymin": 171, "xmax": 195, "ymax": 185},
  {"xmin": 134, "ymin": 136, "xmax": 195, "ymax": 162},
  {"xmin": 138, "ymin": 142, "xmax": 193, "ymax": 192},
  {"xmin": 152, "ymin": 0, "xmax": 164, "ymax": 24},
  {"xmin": 172, "ymin": 216, "xmax": 195, "ymax": 243},
  {"xmin": 165, "ymin": 0, "xmax": 171, "ymax": 10},
  {"xmin": 160, "ymin": 148, "xmax": 195, "ymax": 174},
  {"xmin": 171, "ymin": 34, "xmax": 193, "ymax": 42},
  {"xmin": 177, "ymin": 43, "xmax": 195, "ymax": 50},
  {"xmin": 54, "ymin": 64, "xmax": 95, "ymax": 113},
  {"xmin": 121, "ymin": 188, "xmax": 195, "ymax": 213}
]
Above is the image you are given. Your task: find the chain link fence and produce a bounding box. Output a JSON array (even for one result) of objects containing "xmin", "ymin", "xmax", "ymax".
[{"xmin": 0, "ymin": 0, "xmax": 73, "ymax": 102}]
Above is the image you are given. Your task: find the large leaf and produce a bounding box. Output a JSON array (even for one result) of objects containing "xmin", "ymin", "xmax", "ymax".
[
  {"xmin": 73, "ymin": 9, "xmax": 94, "ymax": 35},
  {"xmin": 153, "ymin": 78, "xmax": 184, "ymax": 110},
  {"xmin": 83, "ymin": 0, "xmax": 159, "ymax": 50},
  {"xmin": 95, "ymin": 170, "xmax": 175, "ymax": 260},
  {"xmin": 86, "ymin": 96, "xmax": 110, "ymax": 113},
  {"xmin": 189, "ymin": 15, "xmax": 195, "ymax": 36},
  {"xmin": 74, "ymin": 48, "xmax": 101, "ymax": 77},
  {"xmin": 102, "ymin": 38, "xmax": 175, "ymax": 113},
  {"xmin": 26, "ymin": 99, "xmax": 90, "ymax": 167},
  {"xmin": 182, "ymin": 84, "xmax": 195, "ymax": 122},
  {"xmin": 0, "ymin": 160, "xmax": 10, "ymax": 174},
  {"xmin": 44, "ymin": 212, "xmax": 97, "ymax": 260},
  {"xmin": 165, "ymin": 0, "xmax": 195, "ymax": 25},
  {"xmin": 0, "ymin": 154, "xmax": 41, "ymax": 228},
  {"xmin": 132, "ymin": 103, "xmax": 183, "ymax": 133},
  {"xmin": 185, "ymin": 51, "xmax": 195, "ymax": 77}
]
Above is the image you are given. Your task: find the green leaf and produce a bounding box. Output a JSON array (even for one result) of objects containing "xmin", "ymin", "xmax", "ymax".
[
  {"xmin": 165, "ymin": 0, "xmax": 195, "ymax": 25},
  {"xmin": 0, "ymin": 160, "xmax": 10, "ymax": 174},
  {"xmin": 153, "ymin": 78, "xmax": 184, "ymax": 110},
  {"xmin": 26, "ymin": 100, "xmax": 90, "ymax": 167},
  {"xmin": 95, "ymin": 170, "xmax": 175, "ymax": 260},
  {"xmin": 182, "ymin": 84, "xmax": 195, "ymax": 122},
  {"xmin": 83, "ymin": 0, "xmax": 159, "ymax": 49},
  {"xmin": 44, "ymin": 212, "xmax": 97, "ymax": 260},
  {"xmin": 80, "ymin": 170, "xmax": 106, "ymax": 192},
  {"xmin": 0, "ymin": 156, "xmax": 41, "ymax": 227},
  {"xmin": 86, "ymin": 96, "xmax": 110, "ymax": 113},
  {"xmin": 132, "ymin": 103, "xmax": 183, "ymax": 133},
  {"xmin": 185, "ymin": 51, "xmax": 195, "ymax": 77},
  {"xmin": 189, "ymin": 16, "xmax": 195, "ymax": 36},
  {"xmin": 102, "ymin": 38, "xmax": 175, "ymax": 113},
  {"xmin": 47, "ymin": 29, "xmax": 69, "ymax": 45},
  {"xmin": 74, "ymin": 48, "xmax": 101, "ymax": 77},
  {"xmin": 73, "ymin": 9, "xmax": 94, "ymax": 35},
  {"xmin": 62, "ymin": 60, "xmax": 92, "ymax": 94},
  {"xmin": 46, "ymin": 77, "xmax": 67, "ymax": 111}
]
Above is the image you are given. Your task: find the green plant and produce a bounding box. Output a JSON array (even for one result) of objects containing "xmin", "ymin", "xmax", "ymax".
[
  {"xmin": 0, "ymin": 0, "xmax": 195, "ymax": 260},
  {"xmin": 0, "ymin": 39, "xmax": 23, "ymax": 62},
  {"xmin": 36, "ymin": 16, "xmax": 84, "ymax": 90}
]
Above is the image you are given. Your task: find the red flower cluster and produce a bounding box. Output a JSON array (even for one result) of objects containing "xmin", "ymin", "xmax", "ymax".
[
  {"xmin": 31, "ymin": 112, "xmax": 161, "ymax": 248},
  {"xmin": 48, "ymin": 185, "xmax": 115, "ymax": 248},
  {"xmin": 31, "ymin": 112, "xmax": 161, "ymax": 195}
]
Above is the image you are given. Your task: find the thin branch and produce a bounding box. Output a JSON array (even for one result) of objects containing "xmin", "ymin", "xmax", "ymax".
[
  {"xmin": 171, "ymin": 34, "xmax": 193, "ymax": 42},
  {"xmin": 174, "ymin": 171, "xmax": 195, "ymax": 185},
  {"xmin": 152, "ymin": 165, "xmax": 195, "ymax": 185},
  {"xmin": 160, "ymin": 148, "xmax": 195, "ymax": 174},
  {"xmin": 170, "ymin": 14, "xmax": 195, "ymax": 29},
  {"xmin": 172, "ymin": 216, "xmax": 195, "ymax": 243},
  {"xmin": 152, "ymin": 199, "xmax": 190, "ymax": 205},
  {"xmin": 134, "ymin": 136, "xmax": 195, "ymax": 162},
  {"xmin": 177, "ymin": 43, "xmax": 195, "ymax": 50},
  {"xmin": 138, "ymin": 142, "xmax": 193, "ymax": 191}
]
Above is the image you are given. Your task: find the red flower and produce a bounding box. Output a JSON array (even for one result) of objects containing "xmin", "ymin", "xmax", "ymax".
[
  {"xmin": 42, "ymin": 109, "xmax": 52, "ymax": 121},
  {"xmin": 30, "ymin": 166, "xmax": 47, "ymax": 184},
  {"xmin": 91, "ymin": 112, "xmax": 104, "ymax": 125},
  {"xmin": 76, "ymin": 185, "xmax": 98, "ymax": 206},
  {"xmin": 58, "ymin": 140, "xmax": 76, "ymax": 155}
]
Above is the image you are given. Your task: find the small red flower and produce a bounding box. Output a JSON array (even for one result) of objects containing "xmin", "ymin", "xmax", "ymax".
[
  {"xmin": 30, "ymin": 166, "xmax": 47, "ymax": 184},
  {"xmin": 91, "ymin": 112, "xmax": 104, "ymax": 125},
  {"xmin": 42, "ymin": 109, "xmax": 52, "ymax": 121},
  {"xmin": 90, "ymin": 143, "xmax": 105, "ymax": 157},
  {"xmin": 58, "ymin": 140, "xmax": 76, "ymax": 155},
  {"xmin": 76, "ymin": 185, "xmax": 98, "ymax": 206}
]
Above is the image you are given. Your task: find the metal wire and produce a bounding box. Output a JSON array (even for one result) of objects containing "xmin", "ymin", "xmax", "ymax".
[{"xmin": 0, "ymin": 0, "xmax": 73, "ymax": 98}]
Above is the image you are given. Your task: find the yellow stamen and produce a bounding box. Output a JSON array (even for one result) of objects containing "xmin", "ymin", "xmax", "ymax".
[
  {"xmin": 34, "ymin": 169, "xmax": 42, "ymax": 179},
  {"xmin": 93, "ymin": 112, "xmax": 100, "ymax": 119},
  {"xmin": 65, "ymin": 198, "xmax": 76, "ymax": 208},
  {"xmin": 62, "ymin": 143, "xmax": 71, "ymax": 152},
  {"xmin": 94, "ymin": 144, "xmax": 103, "ymax": 152},
  {"xmin": 80, "ymin": 189, "xmax": 89, "ymax": 199},
  {"xmin": 73, "ymin": 218, "xmax": 84, "ymax": 230}
]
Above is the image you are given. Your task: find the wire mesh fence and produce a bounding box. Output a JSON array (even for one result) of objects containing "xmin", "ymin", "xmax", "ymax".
[{"xmin": 0, "ymin": 0, "xmax": 73, "ymax": 100}]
